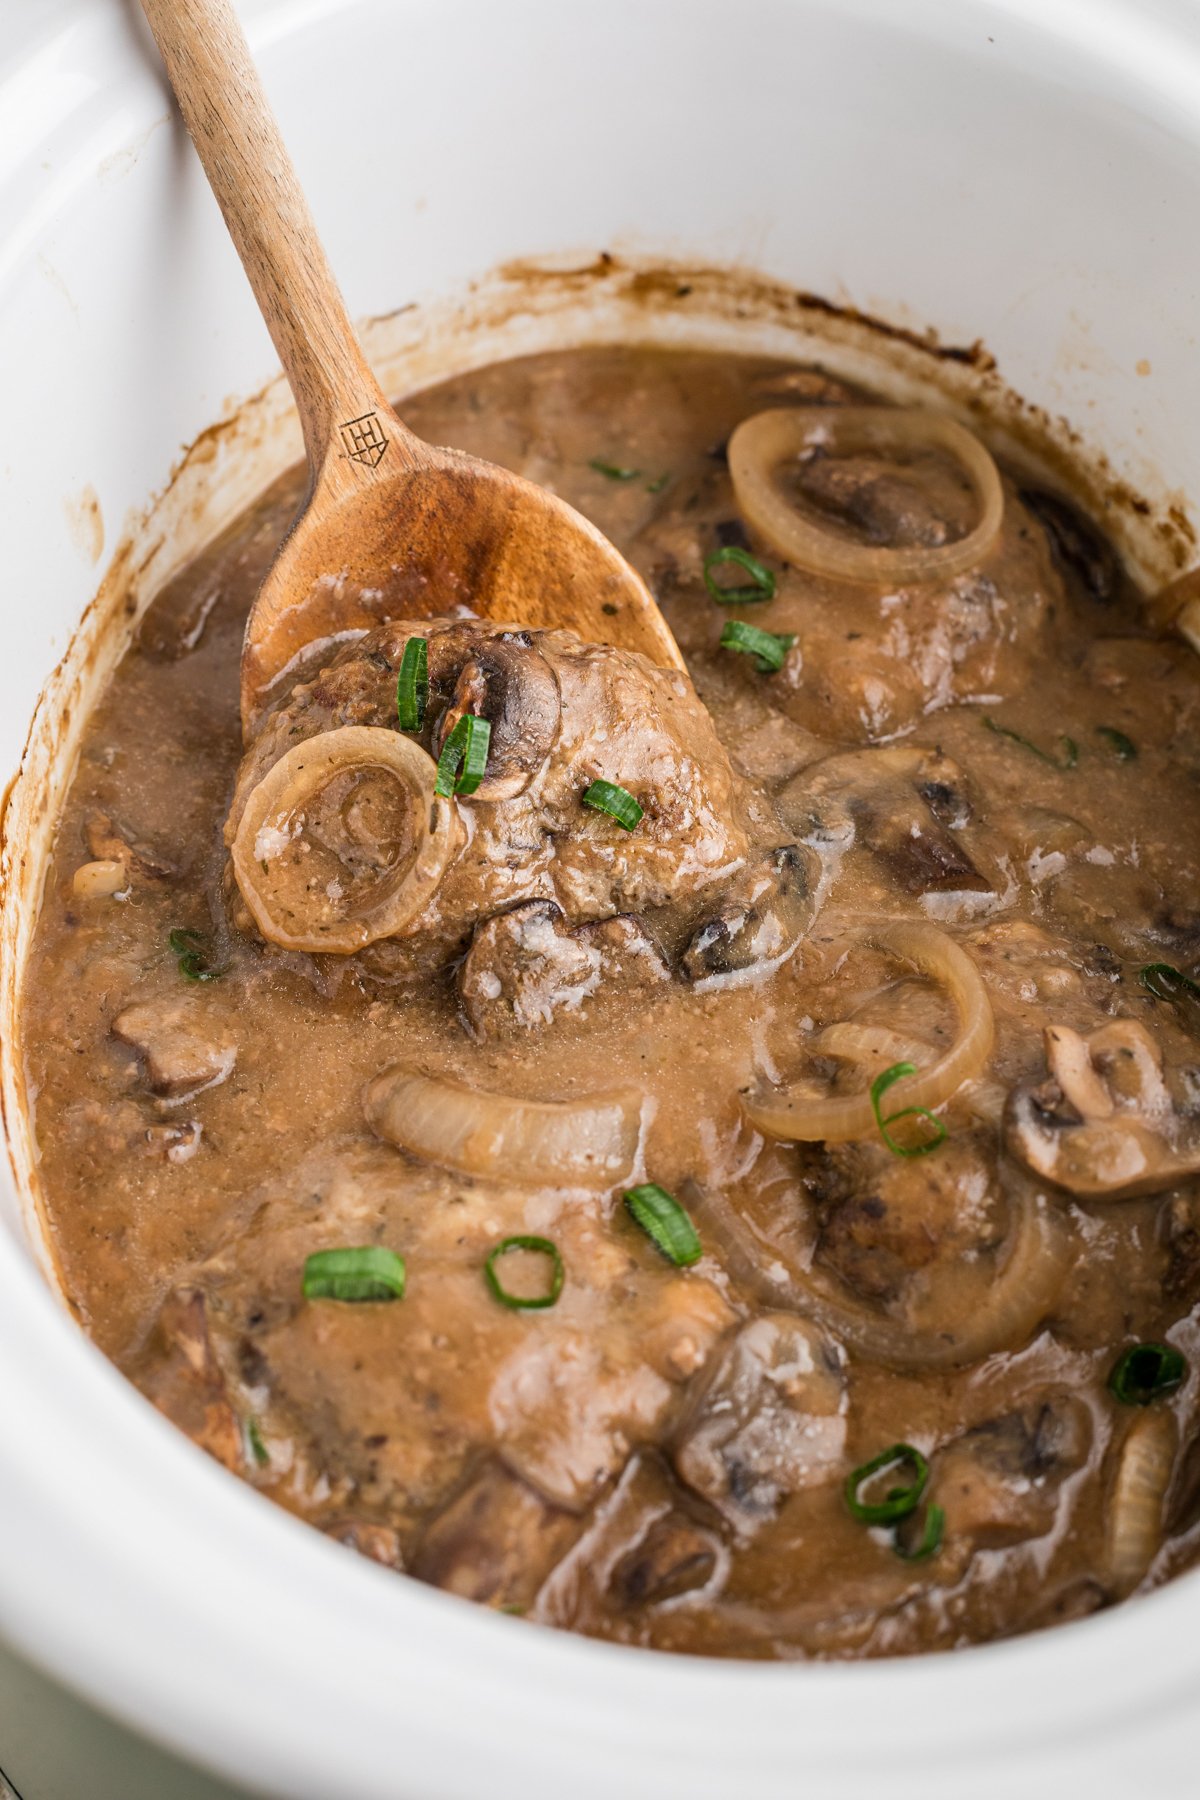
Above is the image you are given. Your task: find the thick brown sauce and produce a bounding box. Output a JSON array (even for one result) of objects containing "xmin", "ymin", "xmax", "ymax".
[{"xmin": 22, "ymin": 348, "xmax": 1200, "ymax": 1658}]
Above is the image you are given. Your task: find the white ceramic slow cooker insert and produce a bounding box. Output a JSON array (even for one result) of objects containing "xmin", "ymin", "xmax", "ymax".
[{"xmin": 3, "ymin": 2, "xmax": 1200, "ymax": 1795}]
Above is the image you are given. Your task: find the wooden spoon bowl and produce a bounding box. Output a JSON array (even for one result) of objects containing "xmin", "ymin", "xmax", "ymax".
[
  {"xmin": 138, "ymin": 0, "xmax": 683, "ymax": 736},
  {"xmin": 243, "ymin": 418, "xmax": 680, "ymax": 730}
]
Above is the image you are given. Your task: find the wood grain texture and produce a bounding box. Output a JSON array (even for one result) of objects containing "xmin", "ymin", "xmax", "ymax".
[{"xmin": 138, "ymin": 0, "xmax": 684, "ymax": 734}]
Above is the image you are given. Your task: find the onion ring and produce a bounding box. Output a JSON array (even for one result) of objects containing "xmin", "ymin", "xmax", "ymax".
[
  {"xmin": 1106, "ymin": 1409, "xmax": 1177, "ymax": 1597},
  {"xmin": 698, "ymin": 1178, "xmax": 1070, "ymax": 1372},
  {"xmin": 364, "ymin": 1066, "xmax": 642, "ymax": 1189},
  {"xmin": 231, "ymin": 726, "xmax": 459, "ymax": 954},
  {"xmin": 728, "ymin": 407, "xmax": 1004, "ymax": 585},
  {"xmin": 746, "ymin": 922, "xmax": 994, "ymax": 1144}
]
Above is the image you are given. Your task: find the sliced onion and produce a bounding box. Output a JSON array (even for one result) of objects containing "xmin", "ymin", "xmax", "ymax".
[
  {"xmin": 699, "ymin": 1179, "xmax": 1070, "ymax": 1372},
  {"xmin": 1106, "ymin": 1409, "xmax": 1177, "ymax": 1597},
  {"xmin": 231, "ymin": 727, "xmax": 459, "ymax": 954},
  {"xmin": 815, "ymin": 1021, "xmax": 935, "ymax": 1073},
  {"xmin": 728, "ymin": 407, "xmax": 1004, "ymax": 585},
  {"xmin": 364, "ymin": 1066, "xmax": 642, "ymax": 1189},
  {"xmin": 746, "ymin": 922, "xmax": 994, "ymax": 1143}
]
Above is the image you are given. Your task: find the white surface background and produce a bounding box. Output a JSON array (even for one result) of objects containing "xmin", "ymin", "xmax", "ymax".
[{"xmin": 4, "ymin": 2, "xmax": 1200, "ymax": 1796}]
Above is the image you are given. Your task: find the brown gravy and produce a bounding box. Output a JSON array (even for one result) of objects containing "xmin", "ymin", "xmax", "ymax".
[{"xmin": 21, "ymin": 347, "xmax": 1200, "ymax": 1657}]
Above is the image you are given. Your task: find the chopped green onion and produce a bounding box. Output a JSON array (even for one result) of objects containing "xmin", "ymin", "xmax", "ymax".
[
  {"xmin": 1139, "ymin": 962, "xmax": 1200, "ymax": 1005},
  {"xmin": 719, "ymin": 619, "xmax": 796, "ymax": 673},
  {"xmin": 624, "ymin": 1184, "xmax": 702, "ymax": 1267},
  {"xmin": 589, "ymin": 457, "xmax": 641, "ymax": 481},
  {"xmin": 646, "ymin": 473, "xmax": 671, "ymax": 495},
  {"xmin": 1108, "ymin": 1341, "xmax": 1187, "ymax": 1405},
  {"xmin": 1096, "ymin": 725, "xmax": 1136, "ymax": 761},
  {"xmin": 845, "ymin": 1444, "xmax": 929, "ymax": 1525},
  {"xmin": 168, "ymin": 927, "xmax": 226, "ymax": 982},
  {"xmin": 245, "ymin": 1417, "xmax": 270, "ymax": 1468},
  {"xmin": 893, "ymin": 1502, "xmax": 945, "ymax": 1562},
  {"xmin": 582, "ymin": 779, "xmax": 644, "ymax": 831},
  {"xmin": 396, "ymin": 637, "xmax": 428, "ymax": 731},
  {"xmin": 484, "ymin": 1236, "xmax": 564, "ymax": 1311},
  {"xmin": 703, "ymin": 545, "xmax": 776, "ymax": 604},
  {"xmin": 302, "ymin": 1246, "xmax": 407, "ymax": 1303},
  {"xmin": 435, "ymin": 713, "xmax": 492, "ymax": 798},
  {"xmin": 982, "ymin": 714, "xmax": 1077, "ymax": 770},
  {"xmin": 870, "ymin": 1062, "xmax": 947, "ymax": 1158}
]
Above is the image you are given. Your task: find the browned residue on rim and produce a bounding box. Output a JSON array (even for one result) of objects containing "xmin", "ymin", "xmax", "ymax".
[{"xmin": 487, "ymin": 252, "xmax": 1194, "ymax": 576}]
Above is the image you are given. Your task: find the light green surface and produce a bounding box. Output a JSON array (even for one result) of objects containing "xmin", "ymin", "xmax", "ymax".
[{"xmin": 0, "ymin": 1632, "xmax": 255, "ymax": 1800}]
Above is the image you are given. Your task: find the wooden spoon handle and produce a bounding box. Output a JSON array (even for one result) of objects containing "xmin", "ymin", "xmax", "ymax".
[{"xmin": 138, "ymin": 0, "xmax": 423, "ymax": 482}]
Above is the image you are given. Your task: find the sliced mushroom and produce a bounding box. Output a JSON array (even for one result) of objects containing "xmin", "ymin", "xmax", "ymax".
[
  {"xmin": 112, "ymin": 996, "xmax": 237, "ymax": 1101},
  {"xmin": 533, "ymin": 1453, "xmax": 727, "ymax": 1629},
  {"xmin": 932, "ymin": 1398, "xmax": 1091, "ymax": 1552},
  {"xmin": 426, "ymin": 625, "xmax": 562, "ymax": 802},
  {"xmin": 673, "ymin": 1314, "xmax": 847, "ymax": 1527},
  {"xmin": 680, "ymin": 845, "xmax": 815, "ymax": 988},
  {"xmin": 608, "ymin": 1512, "xmax": 722, "ymax": 1606},
  {"xmin": 777, "ymin": 745, "xmax": 997, "ymax": 904},
  {"xmin": 409, "ymin": 1458, "xmax": 578, "ymax": 1609},
  {"xmin": 458, "ymin": 899, "xmax": 668, "ymax": 1037},
  {"xmin": 1005, "ymin": 1020, "xmax": 1200, "ymax": 1199}
]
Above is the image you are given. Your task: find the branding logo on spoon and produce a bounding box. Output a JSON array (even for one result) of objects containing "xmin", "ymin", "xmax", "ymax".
[{"xmin": 339, "ymin": 412, "xmax": 389, "ymax": 469}]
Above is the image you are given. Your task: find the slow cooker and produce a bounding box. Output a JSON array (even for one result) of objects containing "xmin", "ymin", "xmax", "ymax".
[{"xmin": 3, "ymin": 1, "xmax": 1200, "ymax": 1794}]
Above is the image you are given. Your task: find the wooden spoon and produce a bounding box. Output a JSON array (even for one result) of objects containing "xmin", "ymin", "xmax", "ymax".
[{"xmin": 137, "ymin": 0, "xmax": 683, "ymax": 736}]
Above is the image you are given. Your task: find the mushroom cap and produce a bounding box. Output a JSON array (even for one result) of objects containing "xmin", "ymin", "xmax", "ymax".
[
  {"xmin": 1004, "ymin": 1020, "xmax": 1200, "ymax": 1200},
  {"xmin": 427, "ymin": 625, "xmax": 562, "ymax": 802}
]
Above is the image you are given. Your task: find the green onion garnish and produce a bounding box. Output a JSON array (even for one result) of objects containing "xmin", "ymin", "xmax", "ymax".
[
  {"xmin": 703, "ymin": 545, "xmax": 776, "ymax": 604},
  {"xmin": 1108, "ymin": 1341, "xmax": 1187, "ymax": 1405},
  {"xmin": 396, "ymin": 637, "xmax": 428, "ymax": 731},
  {"xmin": 435, "ymin": 713, "xmax": 492, "ymax": 797},
  {"xmin": 1096, "ymin": 725, "xmax": 1136, "ymax": 761},
  {"xmin": 719, "ymin": 619, "xmax": 796, "ymax": 673},
  {"xmin": 845, "ymin": 1444, "xmax": 930, "ymax": 1525},
  {"xmin": 245, "ymin": 1417, "xmax": 270, "ymax": 1468},
  {"xmin": 870, "ymin": 1062, "xmax": 947, "ymax": 1158},
  {"xmin": 624, "ymin": 1184, "xmax": 702, "ymax": 1267},
  {"xmin": 893, "ymin": 1502, "xmax": 945, "ymax": 1562},
  {"xmin": 982, "ymin": 715, "xmax": 1077, "ymax": 770},
  {"xmin": 1139, "ymin": 963, "xmax": 1200, "ymax": 1004},
  {"xmin": 168, "ymin": 927, "xmax": 226, "ymax": 982},
  {"xmin": 582, "ymin": 779, "xmax": 644, "ymax": 831},
  {"xmin": 302, "ymin": 1246, "xmax": 407, "ymax": 1303},
  {"xmin": 589, "ymin": 457, "xmax": 641, "ymax": 481},
  {"xmin": 484, "ymin": 1235, "xmax": 564, "ymax": 1310},
  {"xmin": 646, "ymin": 473, "xmax": 671, "ymax": 495}
]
